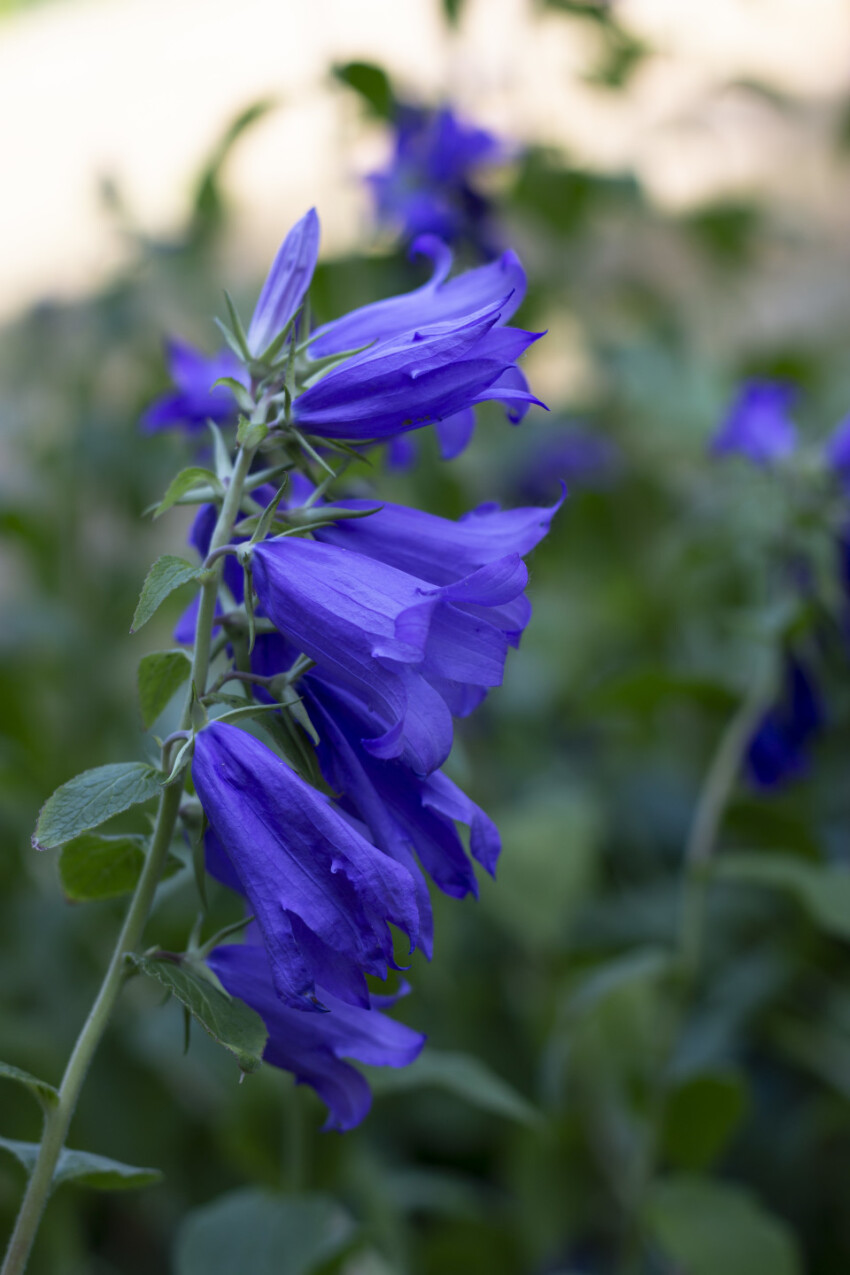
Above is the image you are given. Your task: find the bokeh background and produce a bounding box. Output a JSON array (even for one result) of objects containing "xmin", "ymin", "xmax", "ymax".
[{"xmin": 4, "ymin": 1, "xmax": 850, "ymax": 1272}]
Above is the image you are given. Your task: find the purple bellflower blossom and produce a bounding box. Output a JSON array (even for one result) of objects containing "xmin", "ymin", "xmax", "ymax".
[
  {"xmin": 711, "ymin": 380, "xmax": 798, "ymax": 466},
  {"xmin": 192, "ymin": 721, "xmax": 421, "ymax": 1011},
  {"xmin": 368, "ymin": 104, "xmax": 508, "ymax": 255},
  {"xmin": 208, "ymin": 942, "xmax": 424, "ymax": 1131},
  {"xmin": 140, "ymin": 340, "xmax": 243, "ymax": 435},
  {"xmin": 825, "ymin": 415, "xmax": 850, "ymax": 491},
  {"xmin": 746, "ymin": 657, "xmax": 823, "ymax": 789},
  {"xmin": 247, "ymin": 207, "xmax": 319, "ymax": 356}
]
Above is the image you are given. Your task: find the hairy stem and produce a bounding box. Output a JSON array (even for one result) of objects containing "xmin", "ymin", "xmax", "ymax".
[{"xmin": 1, "ymin": 444, "xmax": 256, "ymax": 1275}]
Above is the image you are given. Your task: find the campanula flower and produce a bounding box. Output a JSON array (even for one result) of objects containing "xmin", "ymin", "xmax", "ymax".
[
  {"xmin": 746, "ymin": 657, "xmax": 823, "ymax": 789},
  {"xmin": 247, "ymin": 208, "xmax": 319, "ymax": 357},
  {"xmin": 192, "ymin": 722, "xmax": 421, "ymax": 1011},
  {"xmin": 825, "ymin": 415, "xmax": 850, "ymax": 490},
  {"xmin": 208, "ymin": 942, "xmax": 424, "ymax": 1131},
  {"xmin": 140, "ymin": 340, "xmax": 243, "ymax": 434},
  {"xmin": 711, "ymin": 380, "xmax": 797, "ymax": 465}
]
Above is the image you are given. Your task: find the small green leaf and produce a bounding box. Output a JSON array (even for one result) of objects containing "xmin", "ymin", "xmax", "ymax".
[
  {"xmin": 645, "ymin": 1175, "xmax": 801, "ymax": 1275},
  {"xmin": 564, "ymin": 947, "xmax": 672, "ymax": 1019},
  {"xmin": 129, "ymin": 953, "xmax": 267, "ymax": 1073},
  {"xmin": 153, "ymin": 468, "xmax": 221, "ymax": 519},
  {"xmin": 332, "ymin": 61, "xmax": 394, "ymax": 119},
  {"xmin": 138, "ymin": 649, "xmax": 193, "ymax": 730},
  {"xmin": 715, "ymin": 852, "xmax": 850, "ymax": 940},
  {"xmin": 236, "ymin": 417, "xmax": 269, "ymax": 450},
  {"xmin": 661, "ymin": 1070, "xmax": 749, "ymax": 1170},
  {"xmin": 175, "ymin": 1188, "xmax": 356, "ymax": 1275},
  {"xmin": 131, "ymin": 556, "xmax": 203, "ymax": 633},
  {"xmin": 0, "ymin": 1062, "xmax": 58, "ymax": 1111},
  {"xmin": 365, "ymin": 1049, "xmax": 537, "ymax": 1125},
  {"xmin": 33, "ymin": 763, "xmax": 163, "ymax": 852},
  {"xmin": 58, "ymin": 833, "xmax": 182, "ymax": 902},
  {"xmin": 0, "ymin": 1137, "xmax": 162, "ymax": 1191}
]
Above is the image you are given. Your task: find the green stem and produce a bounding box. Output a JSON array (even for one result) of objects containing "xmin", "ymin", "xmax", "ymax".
[{"xmin": 1, "ymin": 444, "xmax": 257, "ymax": 1275}]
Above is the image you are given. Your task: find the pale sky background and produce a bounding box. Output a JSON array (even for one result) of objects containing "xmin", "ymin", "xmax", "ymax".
[{"xmin": 0, "ymin": 0, "xmax": 848, "ymax": 320}]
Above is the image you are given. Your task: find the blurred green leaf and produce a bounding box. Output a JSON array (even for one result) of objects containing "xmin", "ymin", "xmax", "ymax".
[
  {"xmin": 563, "ymin": 947, "xmax": 672, "ymax": 1019},
  {"xmin": 715, "ymin": 852, "xmax": 850, "ymax": 940},
  {"xmin": 332, "ymin": 62, "xmax": 394, "ymax": 120},
  {"xmin": 0, "ymin": 1062, "xmax": 58, "ymax": 1111},
  {"xmin": 58, "ymin": 832, "xmax": 182, "ymax": 902},
  {"xmin": 33, "ymin": 762, "xmax": 163, "ymax": 851},
  {"xmin": 661, "ymin": 1070, "xmax": 749, "ymax": 1170},
  {"xmin": 0, "ymin": 1138, "xmax": 162, "ymax": 1191},
  {"xmin": 138, "ymin": 649, "xmax": 192, "ymax": 730},
  {"xmin": 586, "ymin": 667, "xmax": 737, "ymax": 716},
  {"xmin": 367, "ymin": 1049, "xmax": 537, "ymax": 1125},
  {"xmin": 191, "ymin": 100, "xmax": 275, "ymax": 239},
  {"xmin": 174, "ymin": 1188, "xmax": 356, "ymax": 1275},
  {"xmin": 129, "ymin": 953, "xmax": 267, "ymax": 1073},
  {"xmin": 153, "ymin": 467, "xmax": 220, "ymax": 519},
  {"xmin": 646, "ymin": 1175, "xmax": 801, "ymax": 1275},
  {"xmin": 131, "ymin": 556, "xmax": 203, "ymax": 633}
]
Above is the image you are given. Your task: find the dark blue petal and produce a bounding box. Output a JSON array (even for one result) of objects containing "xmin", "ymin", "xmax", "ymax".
[{"xmin": 248, "ymin": 209, "xmax": 320, "ymax": 356}]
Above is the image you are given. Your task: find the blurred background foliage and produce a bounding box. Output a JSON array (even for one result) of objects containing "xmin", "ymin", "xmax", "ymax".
[{"xmin": 4, "ymin": 2, "xmax": 850, "ymax": 1272}]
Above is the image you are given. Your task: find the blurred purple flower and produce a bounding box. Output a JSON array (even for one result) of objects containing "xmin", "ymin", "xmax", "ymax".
[
  {"xmin": 746, "ymin": 657, "xmax": 823, "ymax": 789},
  {"xmin": 711, "ymin": 380, "xmax": 797, "ymax": 466},
  {"xmin": 140, "ymin": 340, "xmax": 243, "ymax": 434}
]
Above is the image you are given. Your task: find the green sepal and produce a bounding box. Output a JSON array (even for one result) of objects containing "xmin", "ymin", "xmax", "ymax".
[
  {"xmin": 57, "ymin": 832, "xmax": 182, "ymax": 903},
  {"xmin": 153, "ymin": 468, "xmax": 222, "ymax": 519},
  {"xmin": 127, "ymin": 952, "xmax": 267, "ymax": 1074},
  {"xmin": 211, "ymin": 377, "xmax": 255, "ymax": 414},
  {"xmin": 163, "ymin": 736, "xmax": 195, "ymax": 787},
  {"xmin": 236, "ymin": 416, "xmax": 269, "ymax": 450},
  {"xmin": 208, "ymin": 420, "xmax": 234, "ymax": 482},
  {"xmin": 131, "ymin": 556, "xmax": 203, "ymax": 633},
  {"xmin": 280, "ymin": 503, "xmax": 382, "ymax": 531},
  {"xmin": 249, "ymin": 479, "xmax": 290, "ymax": 546},
  {"xmin": 221, "ymin": 290, "xmax": 251, "ymax": 361},
  {"xmin": 138, "ymin": 649, "xmax": 192, "ymax": 730},
  {"xmin": 260, "ymin": 712, "xmax": 331, "ymax": 796},
  {"xmin": 0, "ymin": 1137, "xmax": 162, "ymax": 1192},
  {"xmin": 0, "ymin": 1062, "xmax": 59, "ymax": 1112},
  {"xmin": 33, "ymin": 762, "xmax": 163, "ymax": 852}
]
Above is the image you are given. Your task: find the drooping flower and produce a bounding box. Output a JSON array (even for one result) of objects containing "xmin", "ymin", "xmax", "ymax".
[
  {"xmin": 746, "ymin": 656, "xmax": 823, "ymax": 789},
  {"xmin": 711, "ymin": 380, "xmax": 797, "ymax": 466},
  {"xmin": 250, "ymin": 536, "xmax": 530, "ymax": 775},
  {"xmin": 192, "ymin": 721, "xmax": 421, "ymax": 1010},
  {"xmin": 367, "ymin": 104, "xmax": 508, "ymax": 254},
  {"xmin": 140, "ymin": 340, "xmax": 243, "ymax": 434},
  {"xmin": 208, "ymin": 942, "xmax": 424, "ymax": 1131}
]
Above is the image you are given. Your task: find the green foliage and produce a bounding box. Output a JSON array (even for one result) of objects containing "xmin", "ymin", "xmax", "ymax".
[
  {"xmin": 332, "ymin": 61, "xmax": 394, "ymax": 119},
  {"xmin": 367, "ymin": 1049, "xmax": 538, "ymax": 1125},
  {"xmin": 153, "ymin": 467, "xmax": 221, "ymax": 519},
  {"xmin": 57, "ymin": 832, "xmax": 182, "ymax": 902},
  {"xmin": 645, "ymin": 1176, "xmax": 802, "ymax": 1275},
  {"xmin": 175, "ymin": 1189, "xmax": 356, "ymax": 1275},
  {"xmin": 131, "ymin": 555, "xmax": 204, "ymax": 633},
  {"xmin": 661, "ymin": 1070, "xmax": 749, "ymax": 1170},
  {"xmin": 137, "ymin": 649, "xmax": 192, "ymax": 729},
  {"xmin": 0, "ymin": 1138, "xmax": 162, "ymax": 1191},
  {"xmin": 715, "ymin": 852, "xmax": 850, "ymax": 940},
  {"xmin": 0, "ymin": 1062, "xmax": 58, "ymax": 1111},
  {"xmin": 32, "ymin": 762, "xmax": 163, "ymax": 851},
  {"xmin": 128, "ymin": 953, "xmax": 268, "ymax": 1074}
]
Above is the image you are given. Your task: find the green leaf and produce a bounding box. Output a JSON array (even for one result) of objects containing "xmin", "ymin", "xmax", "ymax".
[
  {"xmin": 131, "ymin": 556, "xmax": 203, "ymax": 633},
  {"xmin": 154, "ymin": 468, "xmax": 221, "ymax": 519},
  {"xmin": 138, "ymin": 649, "xmax": 192, "ymax": 730},
  {"xmin": 0, "ymin": 1137, "xmax": 162, "ymax": 1191},
  {"xmin": 129, "ymin": 953, "xmax": 267, "ymax": 1073},
  {"xmin": 365, "ymin": 1049, "xmax": 537, "ymax": 1125},
  {"xmin": 563, "ymin": 947, "xmax": 672, "ymax": 1019},
  {"xmin": 645, "ymin": 1176, "xmax": 802, "ymax": 1275},
  {"xmin": 661, "ymin": 1070, "xmax": 749, "ymax": 1170},
  {"xmin": 715, "ymin": 852, "xmax": 850, "ymax": 940},
  {"xmin": 33, "ymin": 762, "xmax": 163, "ymax": 851},
  {"xmin": 175, "ymin": 1188, "xmax": 356, "ymax": 1275},
  {"xmin": 58, "ymin": 833, "xmax": 182, "ymax": 903},
  {"xmin": 332, "ymin": 61, "xmax": 394, "ymax": 119},
  {"xmin": 0, "ymin": 1062, "xmax": 58, "ymax": 1110}
]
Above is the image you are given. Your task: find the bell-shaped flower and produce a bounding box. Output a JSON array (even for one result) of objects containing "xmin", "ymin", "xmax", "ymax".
[
  {"xmin": 293, "ymin": 301, "xmax": 543, "ymax": 442},
  {"xmin": 711, "ymin": 380, "xmax": 797, "ymax": 466},
  {"xmin": 250, "ymin": 536, "xmax": 529, "ymax": 774},
  {"xmin": 247, "ymin": 208, "xmax": 319, "ymax": 357},
  {"xmin": 208, "ymin": 942, "xmax": 424, "ymax": 1131},
  {"xmin": 746, "ymin": 656, "xmax": 823, "ymax": 789},
  {"xmin": 192, "ymin": 722, "xmax": 421, "ymax": 1011},
  {"xmin": 139, "ymin": 340, "xmax": 243, "ymax": 434}
]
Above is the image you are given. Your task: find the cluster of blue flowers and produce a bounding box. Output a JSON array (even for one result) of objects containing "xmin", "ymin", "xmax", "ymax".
[
  {"xmin": 710, "ymin": 378, "xmax": 850, "ymax": 789},
  {"xmin": 144, "ymin": 210, "xmax": 554, "ymax": 1129}
]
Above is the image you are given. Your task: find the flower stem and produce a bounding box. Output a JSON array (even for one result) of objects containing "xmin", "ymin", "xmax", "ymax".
[{"xmin": 1, "ymin": 443, "xmax": 257, "ymax": 1275}]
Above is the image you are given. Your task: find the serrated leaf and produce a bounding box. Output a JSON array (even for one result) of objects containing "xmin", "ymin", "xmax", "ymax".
[
  {"xmin": 0, "ymin": 1137, "xmax": 162, "ymax": 1191},
  {"xmin": 154, "ymin": 467, "xmax": 221, "ymax": 519},
  {"xmin": 646, "ymin": 1175, "xmax": 801, "ymax": 1275},
  {"xmin": 58, "ymin": 833, "xmax": 182, "ymax": 903},
  {"xmin": 715, "ymin": 852, "xmax": 850, "ymax": 940},
  {"xmin": 175, "ymin": 1188, "xmax": 356, "ymax": 1275},
  {"xmin": 0, "ymin": 1062, "xmax": 58, "ymax": 1110},
  {"xmin": 33, "ymin": 763, "xmax": 163, "ymax": 852},
  {"xmin": 365, "ymin": 1049, "xmax": 537, "ymax": 1125},
  {"xmin": 131, "ymin": 556, "xmax": 203, "ymax": 633},
  {"xmin": 129, "ymin": 953, "xmax": 267, "ymax": 1073},
  {"xmin": 138, "ymin": 649, "xmax": 193, "ymax": 730}
]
